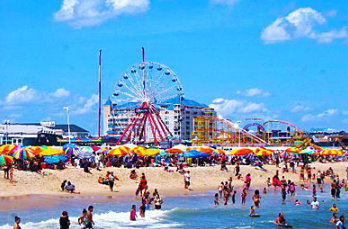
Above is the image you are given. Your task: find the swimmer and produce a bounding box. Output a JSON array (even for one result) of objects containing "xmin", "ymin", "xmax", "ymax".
[
  {"xmin": 263, "ymin": 187, "xmax": 267, "ymax": 194},
  {"xmin": 13, "ymin": 216, "xmax": 21, "ymax": 229},
  {"xmin": 295, "ymin": 200, "xmax": 302, "ymax": 205},
  {"xmin": 214, "ymin": 193, "xmax": 219, "ymax": 206},
  {"xmin": 331, "ymin": 213, "xmax": 338, "ymax": 226},
  {"xmin": 276, "ymin": 212, "xmax": 286, "ymax": 225},
  {"xmin": 78, "ymin": 209, "xmax": 87, "ymax": 229},
  {"xmin": 249, "ymin": 206, "xmax": 256, "ymax": 216},
  {"xmin": 329, "ymin": 204, "xmax": 340, "ymax": 212}
]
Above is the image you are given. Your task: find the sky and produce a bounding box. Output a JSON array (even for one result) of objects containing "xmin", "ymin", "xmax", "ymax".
[{"xmin": 0, "ymin": 0, "xmax": 347, "ymax": 135}]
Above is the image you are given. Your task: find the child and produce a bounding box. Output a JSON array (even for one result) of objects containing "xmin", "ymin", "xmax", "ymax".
[
  {"xmin": 130, "ymin": 205, "xmax": 137, "ymax": 221},
  {"xmin": 214, "ymin": 193, "xmax": 219, "ymax": 206},
  {"xmin": 263, "ymin": 187, "xmax": 267, "ymax": 194},
  {"xmin": 249, "ymin": 206, "xmax": 255, "ymax": 216},
  {"xmin": 295, "ymin": 199, "xmax": 302, "ymax": 205}
]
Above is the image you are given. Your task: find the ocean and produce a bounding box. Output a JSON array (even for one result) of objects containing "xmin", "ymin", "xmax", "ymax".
[{"xmin": 0, "ymin": 185, "xmax": 344, "ymax": 228}]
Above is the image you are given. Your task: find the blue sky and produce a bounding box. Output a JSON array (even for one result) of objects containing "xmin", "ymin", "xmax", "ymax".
[{"xmin": 0, "ymin": 0, "xmax": 347, "ymax": 134}]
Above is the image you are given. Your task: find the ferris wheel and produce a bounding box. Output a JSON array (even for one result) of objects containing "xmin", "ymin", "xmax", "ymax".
[
  {"xmin": 113, "ymin": 61, "xmax": 184, "ymax": 105},
  {"xmin": 113, "ymin": 48, "xmax": 184, "ymax": 145}
]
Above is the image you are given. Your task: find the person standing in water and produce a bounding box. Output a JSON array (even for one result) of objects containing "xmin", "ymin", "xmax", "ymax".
[
  {"xmin": 86, "ymin": 206, "xmax": 94, "ymax": 229},
  {"xmin": 336, "ymin": 215, "xmax": 345, "ymax": 229},
  {"xmin": 59, "ymin": 211, "xmax": 70, "ymax": 229},
  {"xmin": 252, "ymin": 190, "xmax": 261, "ymax": 208},
  {"xmin": 130, "ymin": 205, "xmax": 137, "ymax": 221},
  {"xmin": 78, "ymin": 209, "xmax": 87, "ymax": 229},
  {"xmin": 13, "ymin": 216, "xmax": 21, "ymax": 229},
  {"xmin": 331, "ymin": 213, "xmax": 338, "ymax": 227},
  {"xmin": 276, "ymin": 212, "xmax": 287, "ymax": 225},
  {"xmin": 184, "ymin": 171, "xmax": 191, "ymax": 190},
  {"xmin": 139, "ymin": 201, "xmax": 146, "ymax": 217}
]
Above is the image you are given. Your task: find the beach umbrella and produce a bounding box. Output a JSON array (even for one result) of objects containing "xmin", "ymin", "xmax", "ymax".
[
  {"xmin": 214, "ymin": 149, "xmax": 226, "ymax": 155},
  {"xmin": 285, "ymin": 148, "xmax": 302, "ymax": 153},
  {"xmin": 39, "ymin": 148, "xmax": 64, "ymax": 157},
  {"xmin": 79, "ymin": 146, "xmax": 94, "ymax": 153},
  {"xmin": 0, "ymin": 156, "xmax": 13, "ymax": 165},
  {"xmin": 165, "ymin": 148, "xmax": 184, "ymax": 154},
  {"xmin": 188, "ymin": 147, "xmax": 215, "ymax": 154},
  {"xmin": 228, "ymin": 148, "xmax": 253, "ymax": 156},
  {"xmin": 64, "ymin": 147, "xmax": 80, "ymax": 157},
  {"xmin": 299, "ymin": 149, "xmax": 316, "ymax": 155},
  {"xmin": 107, "ymin": 146, "xmax": 130, "ymax": 156},
  {"xmin": 44, "ymin": 155, "xmax": 68, "ymax": 164},
  {"xmin": 91, "ymin": 146, "xmax": 100, "ymax": 152},
  {"xmin": 160, "ymin": 150, "xmax": 169, "ymax": 157},
  {"xmin": 77, "ymin": 151, "xmax": 93, "ymax": 159},
  {"xmin": 131, "ymin": 146, "xmax": 147, "ymax": 157},
  {"xmin": 254, "ymin": 147, "xmax": 273, "ymax": 156},
  {"xmin": 143, "ymin": 148, "xmax": 160, "ymax": 157},
  {"xmin": 27, "ymin": 146, "xmax": 45, "ymax": 155},
  {"xmin": 184, "ymin": 150, "xmax": 210, "ymax": 158},
  {"xmin": 0, "ymin": 144, "xmax": 19, "ymax": 156},
  {"xmin": 62, "ymin": 143, "xmax": 79, "ymax": 151},
  {"xmin": 172, "ymin": 144, "xmax": 187, "ymax": 151},
  {"xmin": 13, "ymin": 148, "xmax": 35, "ymax": 160},
  {"xmin": 320, "ymin": 149, "xmax": 344, "ymax": 156}
]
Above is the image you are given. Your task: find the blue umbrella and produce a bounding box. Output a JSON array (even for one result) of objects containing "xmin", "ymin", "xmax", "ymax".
[
  {"xmin": 77, "ymin": 151, "xmax": 92, "ymax": 159},
  {"xmin": 184, "ymin": 150, "xmax": 210, "ymax": 158},
  {"xmin": 44, "ymin": 155, "xmax": 68, "ymax": 164}
]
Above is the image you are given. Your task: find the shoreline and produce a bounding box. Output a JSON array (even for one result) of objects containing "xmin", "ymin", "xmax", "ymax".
[{"xmin": 1, "ymin": 162, "xmax": 348, "ymax": 211}]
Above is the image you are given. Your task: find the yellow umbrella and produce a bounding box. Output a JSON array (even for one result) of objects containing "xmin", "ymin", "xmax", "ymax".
[
  {"xmin": 0, "ymin": 144, "xmax": 19, "ymax": 155},
  {"xmin": 143, "ymin": 148, "xmax": 160, "ymax": 157},
  {"xmin": 108, "ymin": 146, "xmax": 130, "ymax": 156},
  {"xmin": 131, "ymin": 146, "xmax": 147, "ymax": 157},
  {"xmin": 39, "ymin": 148, "xmax": 64, "ymax": 156},
  {"xmin": 285, "ymin": 148, "xmax": 302, "ymax": 153},
  {"xmin": 253, "ymin": 147, "xmax": 273, "ymax": 156},
  {"xmin": 320, "ymin": 149, "xmax": 344, "ymax": 156},
  {"xmin": 228, "ymin": 148, "xmax": 253, "ymax": 156}
]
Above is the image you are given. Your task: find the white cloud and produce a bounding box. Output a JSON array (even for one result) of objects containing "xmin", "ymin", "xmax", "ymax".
[
  {"xmin": 261, "ymin": 7, "xmax": 348, "ymax": 44},
  {"xmin": 316, "ymin": 27, "xmax": 348, "ymax": 43},
  {"xmin": 209, "ymin": 98, "xmax": 268, "ymax": 117},
  {"xmin": 236, "ymin": 88, "xmax": 271, "ymax": 97},
  {"xmin": 5, "ymin": 85, "xmax": 37, "ymax": 104},
  {"xmin": 301, "ymin": 109, "xmax": 338, "ymax": 122},
  {"xmin": 291, "ymin": 104, "xmax": 310, "ymax": 113},
  {"xmin": 210, "ymin": 0, "xmax": 240, "ymax": 7},
  {"xmin": 54, "ymin": 0, "xmax": 150, "ymax": 28},
  {"xmin": 52, "ymin": 88, "xmax": 71, "ymax": 98},
  {"xmin": 72, "ymin": 94, "xmax": 98, "ymax": 115}
]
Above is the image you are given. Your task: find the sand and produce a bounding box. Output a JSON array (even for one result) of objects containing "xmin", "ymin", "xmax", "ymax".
[{"xmin": 1, "ymin": 162, "xmax": 347, "ymax": 211}]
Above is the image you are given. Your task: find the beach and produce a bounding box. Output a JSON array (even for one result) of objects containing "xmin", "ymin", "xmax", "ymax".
[{"xmin": 1, "ymin": 161, "xmax": 348, "ymax": 211}]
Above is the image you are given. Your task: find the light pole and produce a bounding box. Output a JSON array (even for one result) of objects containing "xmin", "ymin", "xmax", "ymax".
[
  {"xmin": 4, "ymin": 120, "xmax": 10, "ymax": 144},
  {"xmin": 63, "ymin": 106, "xmax": 71, "ymax": 144}
]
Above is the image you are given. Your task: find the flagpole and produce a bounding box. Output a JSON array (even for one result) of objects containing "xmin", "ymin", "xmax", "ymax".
[{"xmin": 98, "ymin": 50, "xmax": 102, "ymax": 138}]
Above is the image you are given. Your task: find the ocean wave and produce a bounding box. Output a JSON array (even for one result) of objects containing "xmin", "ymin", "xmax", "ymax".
[{"xmin": 0, "ymin": 209, "xmax": 182, "ymax": 229}]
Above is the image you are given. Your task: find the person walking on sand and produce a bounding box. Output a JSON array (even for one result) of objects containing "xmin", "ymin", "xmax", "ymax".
[
  {"xmin": 109, "ymin": 172, "xmax": 115, "ymax": 192},
  {"xmin": 13, "ymin": 216, "xmax": 21, "ymax": 229},
  {"xmin": 86, "ymin": 206, "xmax": 94, "ymax": 229},
  {"xmin": 184, "ymin": 171, "xmax": 191, "ymax": 190}
]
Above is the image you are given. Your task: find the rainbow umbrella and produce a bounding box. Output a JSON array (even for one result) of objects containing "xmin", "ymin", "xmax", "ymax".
[
  {"xmin": 0, "ymin": 144, "xmax": 19, "ymax": 156},
  {"xmin": 64, "ymin": 147, "xmax": 80, "ymax": 157},
  {"xmin": 13, "ymin": 148, "xmax": 35, "ymax": 160},
  {"xmin": 186, "ymin": 147, "xmax": 215, "ymax": 154},
  {"xmin": 63, "ymin": 143, "xmax": 79, "ymax": 150},
  {"xmin": 80, "ymin": 146, "xmax": 94, "ymax": 153},
  {"xmin": 228, "ymin": 148, "xmax": 253, "ymax": 156},
  {"xmin": 107, "ymin": 146, "xmax": 130, "ymax": 156},
  {"xmin": 0, "ymin": 156, "xmax": 13, "ymax": 165},
  {"xmin": 27, "ymin": 146, "xmax": 45, "ymax": 155},
  {"xmin": 214, "ymin": 149, "xmax": 226, "ymax": 155}
]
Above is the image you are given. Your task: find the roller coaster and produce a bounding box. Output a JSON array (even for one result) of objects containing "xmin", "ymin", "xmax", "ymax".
[{"xmin": 191, "ymin": 117, "xmax": 304, "ymax": 146}]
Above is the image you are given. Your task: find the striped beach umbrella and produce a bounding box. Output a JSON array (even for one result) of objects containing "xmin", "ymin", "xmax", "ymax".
[
  {"xmin": 64, "ymin": 147, "xmax": 80, "ymax": 157},
  {"xmin": 131, "ymin": 146, "xmax": 147, "ymax": 157},
  {"xmin": 13, "ymin": 148, "xmax": 35, "ymax": 160},
  {"xmin": 0, "ymin": 144, "xmax": 19, "ymax": 156},
  {"xmin": 107, "ymin": 146, "xmax": 130, "ymax": 156},
  {"xmin": 214, "ymin": 149, "xmax": 226, "ymax": 155},
  {"xmin": 77, "ymin": 151, "xmax": 93, "ymax": 159},
  {"xmin": 320, "ymin": 149, "xmax": 344, "ymax": 156},
  {"xmin": 0, "ymin": 156, "xmax": 13, "ymax": 165},
  {"xmin": 228, "ymin": 148, "xmax": 253, "ymax": 156},
  {"xmin": 27, "ymin": 146, "xmax": 45, "ymax": 155},
  {"xmin": 254, "ymin": 147, "xmax": 273, "ymax": 156}
]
